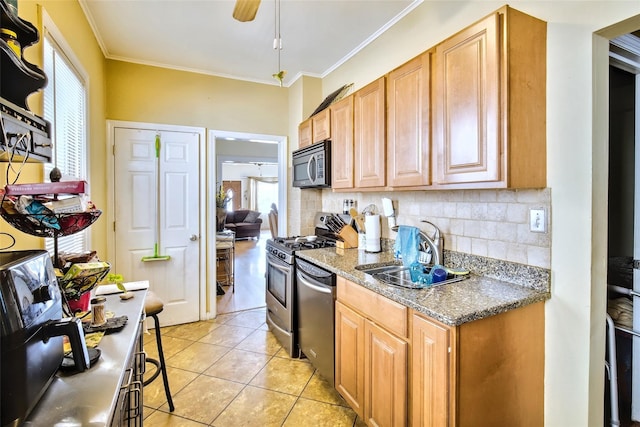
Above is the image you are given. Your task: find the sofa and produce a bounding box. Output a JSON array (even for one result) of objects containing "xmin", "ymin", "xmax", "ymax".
[{"xmin": 224, "ymin": 210, "xmax": 262, "ymax": 239}]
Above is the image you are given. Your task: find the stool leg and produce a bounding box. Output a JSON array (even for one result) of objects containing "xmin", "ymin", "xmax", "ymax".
[{"xmin": 152, "ymin": 313, "xmax": 175, "ymax": 412}]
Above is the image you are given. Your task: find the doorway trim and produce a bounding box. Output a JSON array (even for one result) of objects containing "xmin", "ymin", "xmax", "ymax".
[
  {"xmin": 106, "ymin": 120, "xmax": 211, "ymax": 319},
  {"xmin": 207, "ymin": 129, "xmax": 286, "ymax": 319},
  {"xmin": 592, "ymin": 14, "xmax": 640, "ymax": 425},
  {"xmin": 207, "ymin": 129, "xmax": 288, "ymax": 238}
]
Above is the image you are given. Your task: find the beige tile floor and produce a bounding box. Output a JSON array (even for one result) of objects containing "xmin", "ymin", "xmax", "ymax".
[{"xmin": 143, "ymin": 307, "xmax": 366, "ymax": 426}]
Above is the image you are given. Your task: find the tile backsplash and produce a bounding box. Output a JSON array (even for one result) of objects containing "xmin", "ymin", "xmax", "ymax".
[{"xmin": 321, "ymin": 188, "xmax": 551, "ymax": 269}]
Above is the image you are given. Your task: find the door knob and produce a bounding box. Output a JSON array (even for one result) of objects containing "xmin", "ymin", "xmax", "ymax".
[{"xmin": 190, "ymin": 234, "xmax": 198, "ymax": 241}]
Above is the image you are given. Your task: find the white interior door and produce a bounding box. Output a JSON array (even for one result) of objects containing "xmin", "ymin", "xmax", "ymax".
[{"xmin": 113, "ymin": 127, "xmax": 200, "ymax": 326}]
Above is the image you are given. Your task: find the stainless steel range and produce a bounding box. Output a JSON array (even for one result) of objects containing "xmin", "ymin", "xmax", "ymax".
[{"xmin": 265, "ymin": 214, "xmax": 340, "ymax": 358}]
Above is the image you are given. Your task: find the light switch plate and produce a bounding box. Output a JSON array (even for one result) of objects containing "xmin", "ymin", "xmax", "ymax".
[{"xmin": 529, "ymin": 208, "xmax": 547, "ymax": 233}]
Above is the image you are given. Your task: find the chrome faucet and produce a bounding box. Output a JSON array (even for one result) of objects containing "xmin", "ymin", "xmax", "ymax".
[
  {"xmin": 420, "ymin": 220, "xmax": 443, "ymax": 266},
  {"xmin": 392, "ymin": 220, "xmax": 443, "ymax": 266}
]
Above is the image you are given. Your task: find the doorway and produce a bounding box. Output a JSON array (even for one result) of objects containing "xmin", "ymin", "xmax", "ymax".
[
  {"xmin": 607, "ymin": 31, "xmax": 640, "ymax": 426},
  {"xmin": 208, "ymin": 129, "xmax": 287, "ymax": 317},
  {"xmin": 223, "ymin": 180, "xmax": 242, "ymax": 211}
]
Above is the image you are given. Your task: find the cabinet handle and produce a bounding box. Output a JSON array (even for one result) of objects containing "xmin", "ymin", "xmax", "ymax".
[
  {"xmin": 128, "ymin": 381, "xmax": 143, "ymax": 420},
  {"xmin": 120, "ymin": 368, "xmax": 134, "ymax": 390},
  {"xmin": 135, "ymin": 350, "xmax": 146, "ymax": 376}
]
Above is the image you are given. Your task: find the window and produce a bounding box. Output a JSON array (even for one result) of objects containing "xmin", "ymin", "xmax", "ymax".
[
  {"xmin": 43, "ymin": 32, "xmax": 88, "ymax": 255},
  {"xmin": 249, "ymin": 177, "xmax": 278, "ymax": 215}
]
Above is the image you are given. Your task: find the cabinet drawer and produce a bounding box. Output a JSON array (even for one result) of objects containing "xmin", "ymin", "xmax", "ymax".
[{"xmin": 337, "ymin": 276, "xmax": 407, "ymax": 338}]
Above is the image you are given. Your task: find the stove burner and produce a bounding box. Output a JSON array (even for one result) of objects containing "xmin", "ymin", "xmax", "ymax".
[{"xmin": 272, "ymin": 236, "xmax": 336, "ymax": 250}]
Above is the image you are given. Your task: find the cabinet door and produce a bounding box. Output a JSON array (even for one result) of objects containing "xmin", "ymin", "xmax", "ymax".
[
  {"xmin": 298, "ymin": 118, "xmax": 312, "ymax": 148},
  {"xmin": 411, "ymin": 314, "xmax": 451, "ymax": 427},
  {"xmin": 354, "ymin": 77, "xmax": 386, "ymax": 188},
  {"xmin": 433, "ymin": 12, "xmax": 501, "ymax": 185},
  {"xmin": 364, "ymin": 319, "xmax": 408, "ymax": 427},
  {"xmin": 387, "ymin": 52, "xmax": 431, "ymax": 187},
  {"xmin": 312, "ymin": 109, "xmax": 331, "ymax": 143},
  {"xmin": 335, "ymin": 301, "xmax": 365, "ymax": 419},
  {"xmin": 330, "ymin": 96, "xmax": 354, "ymax": 189}
]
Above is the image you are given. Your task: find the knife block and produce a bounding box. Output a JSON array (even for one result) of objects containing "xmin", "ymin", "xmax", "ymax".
[{"xmin": 337, "ymin": 226, "xmax": 359, "ymax": 248}]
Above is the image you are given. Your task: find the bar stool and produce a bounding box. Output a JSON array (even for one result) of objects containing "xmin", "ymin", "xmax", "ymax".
[
  {"xmin": 216, "ymin": 232, "xmax": 235, "ymax": 293},
  {"xmin": 144, "ymin": 291, "xmax": 175, "ymax": 412}
]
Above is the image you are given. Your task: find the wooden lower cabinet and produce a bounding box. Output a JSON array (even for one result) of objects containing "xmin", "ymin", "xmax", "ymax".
[
  {"xmin": 335, "ymin": 276, "xmax": 544, "ymax": 427},
  {"xmin": 364, "ymin": 320, "xmax": 408, "ymax": 427},
  {"xmin": 335, "ymin": 301, "xmax": 365, "ymax": 419},
  {"xmin": 335, "ymin": 277, "xmax": 409, "ymax": 427},
  {"xmin": 410, "ymin": 301, "xmax": 544, "ymax": 427},
  {"xmin": 411, "ymin": 314, "xmax": 450, "ymax": 427}
]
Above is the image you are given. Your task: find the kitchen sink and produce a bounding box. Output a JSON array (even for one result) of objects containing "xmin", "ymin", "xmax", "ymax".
[
  {"xmin": 356, "ymin": 262, "xmax": 469, "ymax": 289},
  {"xmin": 354, "ymin": 263, "xmax": 405, "ymax": 275}
]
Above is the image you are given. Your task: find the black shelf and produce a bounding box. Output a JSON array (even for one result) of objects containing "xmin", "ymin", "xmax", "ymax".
[{"xmin": 0, "ymin": 0, "xmax": 47, "ymax": 110}]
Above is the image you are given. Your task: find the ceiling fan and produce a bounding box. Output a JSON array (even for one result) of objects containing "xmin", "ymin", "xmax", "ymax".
[{"xmin": 233, "ymin": 0, "xmax": 262, "ymax": 22}]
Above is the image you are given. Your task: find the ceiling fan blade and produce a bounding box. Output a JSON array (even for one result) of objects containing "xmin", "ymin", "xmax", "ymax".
[{"xmin": 233, "ymin": 0, "xmax": 261, "ymax": 22}]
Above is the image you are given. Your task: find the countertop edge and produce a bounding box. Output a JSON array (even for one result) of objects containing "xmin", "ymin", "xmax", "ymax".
[{"xmin": 296, "ymin": 248, "xmax": 550, "ymax": 327}]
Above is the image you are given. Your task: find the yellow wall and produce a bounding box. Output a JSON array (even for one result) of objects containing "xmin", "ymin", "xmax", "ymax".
[{"xmin": 106, "ymin": 60, "xmax": 289, "ymax": 136}]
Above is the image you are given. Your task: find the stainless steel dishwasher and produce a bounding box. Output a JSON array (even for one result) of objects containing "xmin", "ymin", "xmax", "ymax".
[{"xmin": 295, "ymin": 257, "xmax": 336, "ymax": 385}]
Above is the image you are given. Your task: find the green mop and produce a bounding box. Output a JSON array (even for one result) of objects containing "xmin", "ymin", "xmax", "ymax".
[{"xmin": 142, "ymin": 134, "xmax": 171, "ymax": 262}]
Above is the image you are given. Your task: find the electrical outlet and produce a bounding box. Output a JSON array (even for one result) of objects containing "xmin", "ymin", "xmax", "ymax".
[{"xmin": 529, "ymin": 208, "xmax": 546, "ymax": 233}]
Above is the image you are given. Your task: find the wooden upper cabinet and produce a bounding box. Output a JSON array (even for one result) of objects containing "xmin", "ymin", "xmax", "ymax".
[
  {"xmin": 298, "ymin": 118, "xmax": 312, "ymax": 148},
  {"xmin": 387, "ymin": 51, "xmax": 431, "ymax": 188},
  {"xmin": 354, "ymin": 77, "xmax": 386, "ymax": 188},
  {"xmin": 330, "ymin": 96, "xmax": 354, "ymax": 189},
  {"xmin": 299, "ymin": 108, "xmax": 330, "ymax": 149},
  {"xmin": 311, "ymin": 108, "xmax": 331, "ymax": 143},
  {"xmin": 434, "ymin": 11, "xmax": 501, "ymax": 185},
  {"xmin": 433, "ymin": 6, "xmax": 546, "ymax": 188}
]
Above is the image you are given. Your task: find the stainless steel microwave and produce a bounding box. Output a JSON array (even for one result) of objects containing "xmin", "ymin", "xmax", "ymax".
[{"xmin": 292, "ymin": 140, "xmax": 331, "ymax": 188}]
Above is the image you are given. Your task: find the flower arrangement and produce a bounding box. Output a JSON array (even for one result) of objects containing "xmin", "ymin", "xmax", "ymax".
[{"xmin": 216, "ymin": 184, "xmax": 231, "ymax": 208}]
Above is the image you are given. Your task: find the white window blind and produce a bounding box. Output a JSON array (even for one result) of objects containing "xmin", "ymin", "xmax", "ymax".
[{"xmin": 43, "ymin": 34, "xmax": 88, "ymax": 256}]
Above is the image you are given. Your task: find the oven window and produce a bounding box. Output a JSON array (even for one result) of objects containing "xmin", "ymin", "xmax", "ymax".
[{"xmin": 267, "ymin": 261, "xmax": 288, "ymax": 307}]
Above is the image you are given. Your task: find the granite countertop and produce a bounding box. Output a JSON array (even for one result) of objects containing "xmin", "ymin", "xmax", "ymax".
[{"xmin": 296, "ymin": 248, "xmax": 550, "ymax": 326}]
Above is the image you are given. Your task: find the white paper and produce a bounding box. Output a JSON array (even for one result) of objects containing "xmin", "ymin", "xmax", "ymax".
[{"xmin": 95, "ymin": 280, "xmax": 149, "ymax": 295}]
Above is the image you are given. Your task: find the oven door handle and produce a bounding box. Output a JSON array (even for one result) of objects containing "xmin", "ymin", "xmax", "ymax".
[
  {"xmin": 297, "ymin": 273, "xmax": 332, "ymax": 294},
  {"xmin": 266, "ymin": 310, "xmax": 290, "ymax": 335}
]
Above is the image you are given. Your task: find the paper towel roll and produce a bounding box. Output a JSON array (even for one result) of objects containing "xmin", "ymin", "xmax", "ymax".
[{"xmin": 365, "ymin": 214, "xmax": 381, "ymax": 253}]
